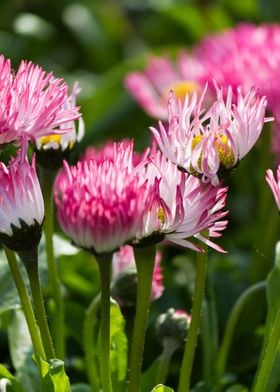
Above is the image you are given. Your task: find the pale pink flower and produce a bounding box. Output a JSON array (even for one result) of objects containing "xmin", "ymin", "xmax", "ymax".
[
  {"xmin": 112, "ymin": 245, "xmax": 164, "ymax": 300},
  {"xmin": 135, "ymin": 147, "xmax": 228, "ymax": 252},
  {"xmin": 54, "ymin": 141, "xmax": 153, "ymax": 254},
  {"xmin": 194, "ymin": 23, "xmax": 280, "ymax": 154},
  {"xmin": 266, "ymin": 166, "xmax": 280, "ymax": 210},
  {"xmin": 35, "ymin": 82, "xmax": 84, "ymax": 151},
  {"xmin": 0, "ymin": 150, "xmax": 44, "ymax": 251},
  {"xmin": 124, "ymin": 54, "xmax": 205, "ymax": 120},
  {"xmin": 0, "ymin": 55, "xmax": 80, "ymax": 146},
  {"xmin": 151, "ymin": 83, "xmax": 269, "ymax": 185}
]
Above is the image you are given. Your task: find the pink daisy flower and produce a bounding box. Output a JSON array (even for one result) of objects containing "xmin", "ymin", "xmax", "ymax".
[
  {"xmin": 54, "ymin": 141, "xmax": 153, "ymax": 254},
  {"xmin": 112, "ymin": 245, "xmax": 164, "ymax": 300},
  {"xmin": 124, "ymin": 54, "xmax": 205, "ymax": 120},
  {"xmin": 151, "ymin": 83, "xmax": 270, "ymax": 185},
  {"xmin": 0, "ymin": 150, "xmax": 44, "ymax": 251},
  {"xmin": 266, "ymin": 165, "xmax": 280, "ymax": 210},
  {"xmin": 0, "ymin": 55, "xmax": 80, "ymax": 147},
  {"xmin": 135, "ymin": 147, "xmax": 228, "ymax": 252}
]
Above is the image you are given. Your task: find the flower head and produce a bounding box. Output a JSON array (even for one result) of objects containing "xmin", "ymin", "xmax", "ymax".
[
  {"xmin": 0, "ymin": 150, "xmax": 44, "ymax": 251},
  {"xmin": 111, "ymin": 245, "xmax": 164, "ymax": 306},
  {"xmin": 125, "ymin": 54, "xmax": 204, "ymax": 120},
  {"xmin": 135, "ymin": 147, "xmax": 228, "ymax": 252},
  {"xmin": 0, "ymin": 55, "xmax": 80, "ymax": 147},
  {"xmin": 151, "ymin": 83, "xmax": 269, "ymax": 185},
  {"xmin": 54, "ymin": 141, "xmax": 153, "ymax": 254},
  {"xmin": 34, "ymin": 82, "xmax": 84, "ymax": 169},
  {"xmin": 266, "ymin": 165, "xmax": 280, "ymax": 210}
]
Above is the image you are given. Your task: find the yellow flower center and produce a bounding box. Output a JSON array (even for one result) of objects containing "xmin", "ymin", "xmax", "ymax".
[
  {"xmin": 39, "ymin": 134, "xmax": 75, "ymax": 150},
  {"xmin": 40, "ymin": 134, "xmax": 62, "ymax": 146},
  {"xmin": 163, "ymin": 80, "xmax": 199, "ymax": 102},
  {"xmin": 214, "ymin": 134, "xmax": 235, "ymax": 169},
  {"xmin": 157, "ymin": 207, "xmax": 165, "ymax": 224},
  {"xmin": 190, "ymin": 133, "xmax": 235, "ymax": 173}
]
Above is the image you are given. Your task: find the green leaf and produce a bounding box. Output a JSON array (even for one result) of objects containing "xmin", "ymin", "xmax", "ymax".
[
  {"xmin": 7, "ymin": 309, "xmax": 40, "ymax": 392},
  {"xmin": 151, "ymin": 385, "xmax": 174, "ymax": 392},
  {"xmin": 52, "ymin": 234, "xmax": 79, "ymax": 256},
  {"xmin": 109, "ymin": 299, "xmax": 128, "ymax": 390},
  {"xmin": 0, "ymin": 364, "xmax": 24, "ymax": 392},
  {"xmin": 40, "ymin": 358, "xmax": 71, "ymax": 392},
  {"xmin": 0, "ymin": 233, "xmax": 78, "ymax": 316}
]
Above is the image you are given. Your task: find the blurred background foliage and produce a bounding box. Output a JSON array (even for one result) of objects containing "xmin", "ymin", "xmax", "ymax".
[{"xmin": 0, "ymin": 0, "xmax": 280, "ymax": 390}]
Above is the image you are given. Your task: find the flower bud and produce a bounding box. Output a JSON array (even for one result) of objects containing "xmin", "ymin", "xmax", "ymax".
[{"xmin": 155, "ymin": 308, "xmax": 191, "ymax": 346}]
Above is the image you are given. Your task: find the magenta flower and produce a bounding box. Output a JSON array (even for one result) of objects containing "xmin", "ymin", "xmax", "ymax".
[
  {"xmin": 112, "ymin": 245, "xmax": 164, "ymax": 300},
  {"xmin": 54, "ymin": 141, "xmax": 153, "ymax": 254},
  {"xmin": 151, "ymin": 83, "xmax": 269, "ymax": 185},
  {"xmin": 124, "ymin": 54, "xmax": 205, "ymax": 120},
  {"xmin": 194, "ymin": 23, "xmax": 280, "ymax": 155},
  {"xmin": 266, "ymin": 166, "xmax": 280, "ymax": 210},
  {"xmin": 0, "ymin": 150, "xmax": 44, "ymax": 251},
  {"xmin": 135, "ymin": 148, "xmax": 228, "ymax": 252},
  {"xmin": 0, "ymin": 55, "xmax": 80, "ymax": 146}
]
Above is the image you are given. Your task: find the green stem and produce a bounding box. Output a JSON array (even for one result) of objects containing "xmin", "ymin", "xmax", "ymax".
[
  {"xmin": 155, "ymin": 338, "xmax": 179, "ymax": 385},
  {"xmin": 201, "ymin": 275, "xmax": 218, "ymax": 383},
  {"xmin": 95, "ymin": 253, "xmax": 113, "ymax": 392},
  {"xmin": 4, "ymin": 248, "xmax": 46, "ymax": 368},
  {"xmin": 253, "ymin": 307, "xmax": 280, "ymax": 392},
  {"xmin": 128, "ymin": 245, "xmax": 156, "ymax": 392},
  {"xmin": 83, "ymin": 294, "xmax": 101, "ymax": 392},
  {"xmin": 178, "ymin": 245, "xmax": 208, "ymax": 392},
  {"xmin": 19, "ymin": 248, "xmax": 56, "ymax": 360},
  {"xmin": 216, "ymin": 281, "xmax": 266, "ymax": 383},
  {"xmin": 40, "ymin": 167, "xmax": 65, "ymax": 359}
]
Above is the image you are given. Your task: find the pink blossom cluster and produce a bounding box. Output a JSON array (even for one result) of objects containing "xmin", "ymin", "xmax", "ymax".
[
  {"xmin": 55, "ymin": 140, "xmax": 228, "ymax": 255},
  {"xmin": 0, "ymin": 55, "xmax": 81, "ymax": 245}
]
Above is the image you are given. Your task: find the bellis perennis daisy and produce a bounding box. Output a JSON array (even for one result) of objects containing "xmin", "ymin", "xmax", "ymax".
[
  {"xmin": 0, "ymin": 150, "xmax": 44, "ymax": 252},
  {"xmin": 151, "ymin": 83, "xmax": 270, "ymax": 185},
  {"xmin": 55, "ymin": 140, "xmax": 228, "ymax": 255},
  {"xmin": 54, "ymin": 141, "xmax": 153, "ymax": 254},
  {"xmin": 136, "ymin": 147, "xmax": 228, "ymax": 252},
  {"xmin": 0, "ymin": 55, "xmax": 80, "ymax": 147}
]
